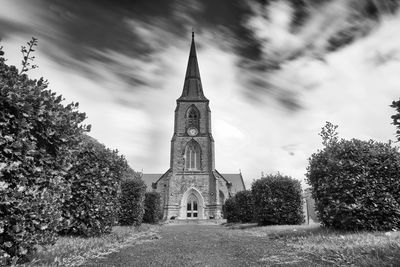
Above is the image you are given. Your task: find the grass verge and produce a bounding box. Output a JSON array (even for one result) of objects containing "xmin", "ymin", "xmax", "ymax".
[
  {"xmin": 19, "ymin": 224, "xmax": 160, "ymax": 267},
  {"xmin": 241, "ymin": 223, "xmax": 400, "ymax": 266}
]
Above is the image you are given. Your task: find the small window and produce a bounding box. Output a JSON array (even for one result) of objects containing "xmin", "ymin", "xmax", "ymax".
[
  {"xmin": 187, "ymin": 213, "xmax": 192, "ymax": 217},
  {"xmin": 193, "ymin": 213, "xmax": 198, "ymax": 218}
]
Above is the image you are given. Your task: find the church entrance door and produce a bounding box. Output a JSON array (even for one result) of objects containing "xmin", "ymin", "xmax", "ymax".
[{"xmin": 186, "ymin": 194, "xmax": 198, "ymax": 219}]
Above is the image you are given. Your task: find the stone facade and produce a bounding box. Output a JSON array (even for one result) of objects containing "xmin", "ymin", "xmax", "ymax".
[{"xmin": 147, "ymin": 33, "xmax": 245, "ymax": 220}]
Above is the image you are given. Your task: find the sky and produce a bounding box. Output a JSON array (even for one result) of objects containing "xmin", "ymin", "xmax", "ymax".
[{"xmin": 1, "ymin": 0, "xmax": 400, "ymax": 188}]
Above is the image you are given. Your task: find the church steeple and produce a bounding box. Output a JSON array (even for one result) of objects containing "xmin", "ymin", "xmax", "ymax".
[{"xmin": 178, "ymin": 32, "xmax": 208, "ymax": 101}]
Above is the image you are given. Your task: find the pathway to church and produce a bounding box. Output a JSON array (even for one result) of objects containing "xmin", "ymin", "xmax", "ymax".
[{"xmin": 83, "ymin": 223, "xmax": 314, "ymax": 267}]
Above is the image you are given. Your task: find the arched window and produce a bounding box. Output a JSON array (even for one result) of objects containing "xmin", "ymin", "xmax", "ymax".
[
  {"xmin": 184, "ymin": 141, "xmax": 201, "ymax": 171},
  {"xmin": 186, "ymin": 105, "xmax": 199, "ymax": 129}
]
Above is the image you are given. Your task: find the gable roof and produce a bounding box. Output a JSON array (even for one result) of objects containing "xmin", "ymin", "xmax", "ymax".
[
  {"xmin": 142, "ymin": 170, "xmax": 245, "ymax": 192},
  {"xmin": 219, "ymin": 173, "xmax": 246, "ymax": 192}
]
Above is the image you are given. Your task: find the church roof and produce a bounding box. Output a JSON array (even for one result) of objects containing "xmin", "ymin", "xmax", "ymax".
[
  {"xmin": 178, "ymin": 32, "xmax": 208, "ymax": 101},
  {"xmin": 142, "ymin": 170, "xmax": 246, "ymax": 193},
  {"xmin": 219, "ymin": 173, "xmax": 246, "ymax": 192}
]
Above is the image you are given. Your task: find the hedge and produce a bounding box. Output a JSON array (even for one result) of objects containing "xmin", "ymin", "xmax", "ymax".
[
  {"xmin": 306, "ymin": 138, "xmax": 400, "ymax": 231},
  {"xmin": 252, "ymin": 174, "xmax": 304, "ymax": 226},
  {"xmin": 60, "ymin": 135, "xmax": 126, "ymax": 237},
  {"xmin": 119, "ymin": 177, "xmax": 146, "ymax": 226},
  {"xmin": 223, "ymin": 190, "xmax": 254, "ymax": 223},
  {"xmin": 0, "ymin": 43, "xmax": 88, "ymax": 264},
  {"xmin": 143, "ymin": 192, "xmax": 162, "ymax": 224}
]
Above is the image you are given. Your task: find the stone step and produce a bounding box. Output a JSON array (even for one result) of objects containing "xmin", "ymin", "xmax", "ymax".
[{"xmin": 166, "ymin": 219, "xmax": 227, "ymax": 225}]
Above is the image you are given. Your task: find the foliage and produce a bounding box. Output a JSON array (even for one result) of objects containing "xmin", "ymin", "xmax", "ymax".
[
  {"xmin": 307, "ymin": 136, "xmax": 400, "ymax": 231},
  {"xmin": 60, "ymin": 135, "xmax": 126, "ymax": 237},
  {"xmin": 319, "ymin": 121, "xmax": 339, "ymax": 146},
  {"xmin": 0, "ymin": 41, "xmax": 89, "ymax": 264},
  {"xmin": 391, "ymin": 99, "xmax": 400, "ymax": 141},
  {"xmin": 119, "ymin": 176, "xmax": 146, "ymax": 226},
  {"xmin": 223, "ymin": 197, "xmax": 239, "ymax": 223},
  {"xmin": 143, "ymin": 192, "xmax": 162, "ymax": 224},
  {"xmin": 252, "ymin": 174, "xmax": 304, "ymax": 226},
  {"xmin": 223, "ymin": 190, "xmax": 254, "ymax": 223},
  {"xmin": 19, "ymin": 37, "xmax": 38, "ymax": 74}
]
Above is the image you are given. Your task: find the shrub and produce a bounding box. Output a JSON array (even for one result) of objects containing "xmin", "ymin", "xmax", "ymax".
[
  {"xmin": 0, "ymin": 41, "xmax": 88, "ymax": 265},
  {"xmin": 223, "ymin": 197, "xmax": 239, "ymax": 223},
  {"xmin": 143, "ymin": 192, "xmax": 162, "ymax": 224},
  {"xmin": 252, "ymin": 174, "xmax": 304, "ymax": 226},
  {"xmin": 223, "ymin": 190, "xmax": 254, "ymax": 223},
  {"xmin": 306, "ymin": 137, "xmax": 400, "ymax": 231},
  {"xmin": 119, "ymin": 177, "xmax": 146, "ymax": 226},
  {"xmin": 60, "ymin": 135, "xmax": 126, "ymax": 237}
]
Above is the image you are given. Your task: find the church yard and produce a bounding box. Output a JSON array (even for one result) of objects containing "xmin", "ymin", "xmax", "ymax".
[{"xmin": 76, "ymin": 223, "xmax": 400, "ymax": 267}]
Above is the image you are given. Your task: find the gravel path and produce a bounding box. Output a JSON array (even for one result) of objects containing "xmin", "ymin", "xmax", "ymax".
[{"xmin": 82, "ymin": 224, "xmax": 311, "ymax": 267}]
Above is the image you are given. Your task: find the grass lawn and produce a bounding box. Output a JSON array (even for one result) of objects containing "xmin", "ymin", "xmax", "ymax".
[
  {"xmin": 19, "ymin": 224, "xmax": 160, "ymax": 267},
  {"xmin": 236, "ymin": 223, "xmax": 400, "ymax": 266}
]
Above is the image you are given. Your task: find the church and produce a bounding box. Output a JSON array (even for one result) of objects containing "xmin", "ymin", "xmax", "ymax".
[{"xmin": 142, "ymin": 33, "xmax": 245, "ymax": 220}]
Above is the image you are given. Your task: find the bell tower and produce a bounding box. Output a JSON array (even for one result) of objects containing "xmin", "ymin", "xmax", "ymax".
[
  {"xmin": 143, "ymin": 32, "xmax": 245, "ymax": 220},
  {"xmin": 164, "ymin": 32, "xmax": 219, "ymax": 219}
]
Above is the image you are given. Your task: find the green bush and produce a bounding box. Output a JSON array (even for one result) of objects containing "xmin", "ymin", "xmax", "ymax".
[
  {"xmin": 60, "ymin": 135, "xmax": 126, "ymax": 237},
  {"xmin": 306, "ymin": 138, "xmax": 400, "ymax": 231},
  {"xmin": 143, "ymin": 192, "xmax": 162, "ymax": 224},
  {"xmin": 0, "ymin": 42, "xmax": 88, "ymax": 264},
  {"xmin": 223, "ymin": 190, "xmax": 254, "ymax": 223},
  {"xmin": 119, "ymin": 177, "xmax": 146, "ymax": 226},
  {"xmin": 252, "ymin": 174, "xmax": 304, "ymax": 226}
]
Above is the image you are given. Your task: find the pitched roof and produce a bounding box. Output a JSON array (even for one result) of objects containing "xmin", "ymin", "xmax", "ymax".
[
  {"xmin": 219, "ymin": 173, "xmax": 246, "ymax": 192},
  {"xmin": 142, "ymin": 170, "xmax": 245, "ymax": 193},
  {"xmin": 178, "ymin": 32, "xmax": 208, "ymax": 101}
]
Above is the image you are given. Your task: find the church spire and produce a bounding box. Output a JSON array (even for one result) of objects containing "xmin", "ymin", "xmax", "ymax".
[{"xmin": 178, "ymin": 32, "xmax": 208, "ymax": 101}]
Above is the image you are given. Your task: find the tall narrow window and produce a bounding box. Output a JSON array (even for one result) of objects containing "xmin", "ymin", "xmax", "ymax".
[
  {"xmin": 186, "ymin": 105, "xmax": 199, "ymax": 129},
  {"xmin": 187, "ymin": 194, "xmax": 198, "ymax": 219},
  {"xmin": 184, "ymin": 141, "xmax": 201, "ymax": 171}
]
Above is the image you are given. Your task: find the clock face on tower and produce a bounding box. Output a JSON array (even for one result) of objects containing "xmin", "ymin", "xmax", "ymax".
[{"xmin": 187, "ymin": 127, "xmax": 198, "ymax": 136}]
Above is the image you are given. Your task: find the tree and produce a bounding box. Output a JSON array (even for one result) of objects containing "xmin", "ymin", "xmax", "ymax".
[
  {"xmin": 391, "ymin": 99, "xmax": 400, "ymax": 141},
  {"xmin": 60, "ymin": 135, "xmax": 127, "ymax": 237},
  {"xmin": 306, "ymin": 123, "xmax": 400, "ymax": 231},
  {"xmin": 143, "ymin": 192, "xmax": 162, "ymax": 224},
  {"xmin": 0, "ymin": 39, "xmax": 89, "ymax": 264},
  {"xmin": 119, "ymin": 171, "xmax": 146, "ymax": 226},
  {"xmin": 223, "ymin": 190, "xmax": 254, "ymax": 223},
  {"xmin": 252, "ymin": 174, "xmax": 304, "ymax": 226}
]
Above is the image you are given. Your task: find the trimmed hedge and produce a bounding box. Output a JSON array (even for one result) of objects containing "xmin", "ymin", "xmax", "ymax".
[
  {"xmin": 306, "ymin": 138, "xmax": 400, "ymax": 231},
  {"xmin": 60, "ymin": 135, "xmax": 126, "ymax": 237},
  {"xmin": 143, "ymin": 192, "xmax": 162, "ymax": 224},
  {"xmin": 252, "ymin": 174, "xmax": 304, "ymax": 226},
  {"xmin": 119, "ymin": 177, "xmax": 146, "ymax": 226},
  {"xmin": 0, "ymin": 45, "xmax": 88, "ymax": 264},
  {"xmin": 223, "ymin": 190, "xmax": 254, "ymax": 223},
  {"xmin": 223, "ymin": 197, "xmax": 239, "ymax": 223}
]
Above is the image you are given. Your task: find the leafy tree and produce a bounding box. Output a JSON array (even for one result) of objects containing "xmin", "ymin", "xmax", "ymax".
[
  {"xmin": 60, "ymin": 135, "xmax": 127, "ymax": 237},
  {"xmin": 391, "ymin": 99, "xmax": 400, "ymax": 141},
  {"xmin": 319, "ymin": 121, "xmax": 339, "ymax": 146},
  {"xmin": 143, "ymin": 192, "xmax": 162, "ymax": 224},
  {"xmin": 223, "ymin": 190, "xmax": 254, "ymax": 223},
  {"xmin": 306, "ymin": 124, "xmax": 400, "ymax": 231},
  {"xmin": 223, "ymin": 197, "xmax": 239, "ymax": 223},
  {"xmin": 119, "ymin": 173, "xmax": 146, "ymax": 226},
  {"xmin": 0, "ymin": 40, "xmax": 89, "ymax": 264},
  {"xmin": 252, "ymin": 174, "xmax": 304, "ymax": 226}
]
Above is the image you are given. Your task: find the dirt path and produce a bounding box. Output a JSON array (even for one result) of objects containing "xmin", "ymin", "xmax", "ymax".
[{"xmin": 82, "ymin": 224, "xmax": 314, "ymax": 267}]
